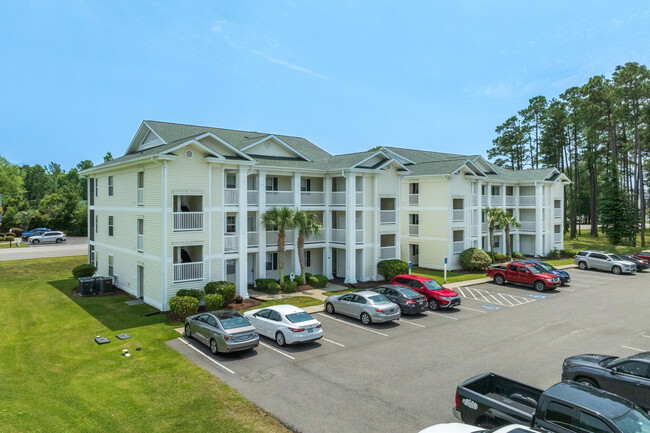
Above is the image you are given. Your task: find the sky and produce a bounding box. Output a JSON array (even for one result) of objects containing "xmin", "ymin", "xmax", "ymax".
[{"xmin": 1, "ymin": 1, "xmax": 649, "ymax": 170}]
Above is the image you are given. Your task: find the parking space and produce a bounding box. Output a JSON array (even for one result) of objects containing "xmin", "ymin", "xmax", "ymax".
[{"xmin": 170, "ymin": 267, "xmax": 650, "ymax": 433}]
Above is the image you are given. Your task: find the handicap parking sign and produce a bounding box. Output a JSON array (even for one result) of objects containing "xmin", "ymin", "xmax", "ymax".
[
  {"xmin": 527, "ymin": 294, "xmax": 547, "ymax": 299},
  {"xmin": 481, "ymin": 304, "xmax": 501, "ymax": 310}
]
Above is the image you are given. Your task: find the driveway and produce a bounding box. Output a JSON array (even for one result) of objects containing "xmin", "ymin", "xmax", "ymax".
[{"xmin": 0, "ymin": 236, "xmax": 87, "ymax": 261}]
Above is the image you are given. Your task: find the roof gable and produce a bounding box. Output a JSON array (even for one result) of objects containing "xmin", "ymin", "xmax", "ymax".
[{"xmin": 242, "ymin": 135, "xmax": 309, "ymax": 160}]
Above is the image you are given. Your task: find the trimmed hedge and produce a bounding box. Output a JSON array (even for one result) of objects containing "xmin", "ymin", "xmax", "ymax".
[
  {"xmin": 305, "ymin": 272, "xmax": 313, "ymax": 281},
  {"xmin": 255, "ymin": 278, "xmax": 277, "ymax": 291},
  {"xmin": 5, "ymin": 235, "xmax": 14, "ymax": 241},
  {"xmin": 175, "ymin": 289, "xmax": 205, "ymax": 301},
  {"xmin": 493, "ymin": 253, "xmax": 510, "ymax": 263},
  {"xmin": 560, "ymin": 249, "xmax": 577, "ymax": 258},
  {"xmin": 283, "ymin": 274, "xmax": 304, "ymax": 285},
  {"xmin": 459, "ymin": 248, "xmax": 492, "ymax": 271},
  {"xmin": 377, "ymin": 259, "xmax": 409, "ymax": 282},
  {"xmin": 72, "ymin": 264, "xmax": 97, "ymax": 278},
  {"xmin": 204, "ymin": 294, "xmax": 223, "ymax": 311},
  {"xmin": 282, "ymin": 280, "xmax": 298, "ymax": 293},
  {"xmin": 204, "ymin": 281, "xmax": 236, "ymax": 302},
  {"xmin": 309, "ymin": 274, "xmax": 328, "ymax": 288},
  {"xmin": 169, "ymin": 296, "xmax": 199, "ymax": 317},
  {"xmin": 512, "ymin": 251, "xmax": 524, "ymax": 259}
]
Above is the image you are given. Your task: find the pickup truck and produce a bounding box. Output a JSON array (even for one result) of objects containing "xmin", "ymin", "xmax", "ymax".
[
  {"xmin": 486, "ymin": 262, "xmax": 560, "ymax": 292},
  {"xmin": 453, "ymin": 372, "xmax": 650, "ymax": 432}
]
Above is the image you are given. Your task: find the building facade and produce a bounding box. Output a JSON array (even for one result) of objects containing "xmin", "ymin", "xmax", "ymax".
[{"xmin": 82, "ymin": 121, "xmax": 569, "ymax": 311}]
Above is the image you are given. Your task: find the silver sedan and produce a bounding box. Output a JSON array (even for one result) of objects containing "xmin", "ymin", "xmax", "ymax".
[
  {"xmin": 184, "ymin": 310, "xmax": 259, "ymax": 354},
  {"xmin": 325, "ymin": 290, "xmax": 401, "ymax": 325}
]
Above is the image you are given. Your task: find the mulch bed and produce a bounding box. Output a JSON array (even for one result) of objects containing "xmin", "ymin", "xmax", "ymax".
[
  {"xmin": 162, "ymin": 298, "xmax": 263, "ymax": 324},
  {"xmin": 327, "ymin": 279, "xmax": 386, "ymax": 289}
]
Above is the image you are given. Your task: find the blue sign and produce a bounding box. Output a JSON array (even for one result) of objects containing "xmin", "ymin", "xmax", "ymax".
[
  {"xmin": 409, "ymin": 261, "xmax": 412, "ymax": 270},
  {"xmin": 444, "ymin": 257, "xmax": 448, "ymax": 264},
  {"xmin": 481, "ymin": 304, "xmax": 501, "ymax": 310},
  {"xmin": 527, "ymin": 294, "xmax": 547, "ymax": 299}
]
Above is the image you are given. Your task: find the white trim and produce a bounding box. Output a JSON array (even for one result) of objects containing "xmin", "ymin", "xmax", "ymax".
[
  {"xmin": 195, "ymin": 132, "xmax": 255, "ymax": 161},
  {"xmin": 352, "ymin": 150, "xmax": 391, "ymax": 168},
  {"xmin": 379, "ymin": 147, "xmax": 416, "ymax": 165},
  {"xmin": 91, "ymin": 240, "xmax": 162, "ymax": 261},
  {"xmin": 374, "ymin": 158, "xmax": 411, "ymax": 173},
  {"xmin": 241, "ymin": 135, "xmax": 311, "ymax": 161}
]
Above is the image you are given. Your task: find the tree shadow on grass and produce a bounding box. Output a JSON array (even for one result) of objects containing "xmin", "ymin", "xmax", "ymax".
[{"xmin": 48, "ymin": 279, "xmax": 170, "ymax": 331}]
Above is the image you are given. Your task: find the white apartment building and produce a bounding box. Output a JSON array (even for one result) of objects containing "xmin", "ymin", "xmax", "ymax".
[{"xmin": 82, "ymin": 121, "xmax": 569, "ymax": 311}]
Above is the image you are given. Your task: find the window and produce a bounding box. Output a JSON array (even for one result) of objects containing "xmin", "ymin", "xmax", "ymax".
[
  {"xmin": 226, "ymin": 215, "xmax": 236, "ymax": 233},
  {"xmin": 226, "ymin": 172, "xmax": 237, "ymax": 189},
  {"xmin": 226, "ymin": 259, "xmax": 236, "ymax": 276},
  {"xmin": 108, "ymin": 255, "xmax": 114, "ymax": 276},
  {"xmin": 266, "ymin": 177, "xmax": 279, "ymax": 191},
  {"xmin": 206, "ymin": 316, "xmax": 218, "ymax": 328},
  {"xmin": 108, "ymin": 176, "xmax": 114, "ymax": 196},
  {"xmin": 266, "ymin": 253, "xmax": 278, "ymax": 271},
  {"xmin": 519, "ymin": 266, "xmax": 530, "ymax": 274},
  {"xmin": 108, "ymin": 216, "xmax": 114, "ymax": 236},
  {"xmin": 256, "ymin": 309, "xmax": 271, "ymax": 319},
  {"xmin": 494, "ymin": 236, "xmax": 500, "ymax": 248},
  {"xmin": 545, "ymin": 402, "xmax": 576, "ymax": 431},
  {"xmin": 508, "ymin": 264, "xmax": 518, "ymax": 272},
  {"xmin": 411, "ymin": 244, "xmax": 419, "ymax": 256},
  {"xmin": 306, "ymin": 250, "xmax": 311, "ymax": 267},
  {"xmin": 95, "ymin": 177, "xmax": 98, "ymax": 197},
  {"xmin": 409, "ymin": 214, "xmax": 419, "ymax": 225},
  {"xmin": 615, "ymin": 361, "xmax": 648, "ymax": 377},
  {"xmin": 137, "ymin": 219, "xmax": 144, "ymax": 252},
  {"xmin": 579, "ymin": 412, "xmax": 614, "ymax": 433},
  {"xmin": 410, "ymin": 183, "xmax": 419, "ymax": 194},
  {"xmin": 492, "ymin": 185, "xmax": 500, "ymax": 196},
  {"xmin": 268, "ymin": 310, "xmax": 282, "ymax": 321},
  {"xmin": 95, "ymin": 214, "xmax": 98, "ymax": 234},
  {"xmin": 301, "ymin": 178, "xmax": 311, "ymax": 192},
  {"xmin": 137, "ymin": 172, "xmax": 144, "ymax": 206}
]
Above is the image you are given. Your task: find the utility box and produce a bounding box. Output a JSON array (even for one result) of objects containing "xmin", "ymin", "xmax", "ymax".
[
  {"xmin": 94, "ymin": 276, "xmax": 114, "ymax": 294},
  {"xmin": 78, "ymin": 277, "xmax": 94, "ymax": 296}
]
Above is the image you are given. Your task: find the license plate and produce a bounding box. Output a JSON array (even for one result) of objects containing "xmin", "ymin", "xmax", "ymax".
[
  {"xmin": 307, "ymin": 328, "xmax": 313, "ymax": 333},
  {"xmin": 235, "ymin": 335, "xmax": 252, "ymax": 342},
  {"xmin": 452, "ymin": 300, "xmax": 460, "ymax": 306}
]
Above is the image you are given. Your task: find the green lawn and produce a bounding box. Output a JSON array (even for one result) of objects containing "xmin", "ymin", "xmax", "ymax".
[
  {"xmin": 0, "ymin": 256, "xmax": 289, "ymax": 433},
  {"xmin": 412, "ymin": 267, "xmax": 486, "ymax": 284},
  {"xmin": 563, "ymin": 230, "xmax": 650, "ymax": 256},
  {"xmin": 245, "ymin": 296, "xmax": 323, "ymax": 311},
  {"xmin": 0, "ymin": 241, "xmax": 28, "ymax": 248},
  {"xmin": 321, "ymin": 288, "xmax": 358, "ymax": 297}
]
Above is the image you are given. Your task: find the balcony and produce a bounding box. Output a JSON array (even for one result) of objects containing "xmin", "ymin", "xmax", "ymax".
[
  {"xmin": 409, "ymin": 194, "xmax": 419, "ymax": 206},
  {"xmin": 554, "ymin": 233, "xmax": 563, "ymax": 243},
  {"xmin": 519, "ymin": 221, "xmax": 536, "ymax": 232},
  {"xmin": 490, "ymin": 196, "xmax": 501, "ymax": 206},
  {"xmin": 305, "ymin": 232, "xmax": 325, "ymax": 243},
  {"xmin": 481, "ymin": 196, "xmax": 487, "ymax": 206},
  {"xmin": 247, "ymin": 190, "xmax": 259, "ymax": 206},
  {"xmin": 266, "ymin": 191, "xmax": 294, "ymax": 206},
  {"xmin": 224, "ymin": 234, "xmax": 238, "ymax": 252},
  {"xmin": 380, "ymin": 246, "xmax": 397, "ymax": 260},
  {"xmin": 481, "ymin": 222, "xmax": 487, "ymax": 232},
  {"xmin": 356, "ymin": 191, "xmax": 363, "ymax": 206},
  {"xmin": 173, "ymin": 212, "xmax": 203, "ymax": 231},
  {"xmin": 519, "ymin": 195, "xmax": 535, "ymax": 206},
  {"xmin": 173, "ymin": 262, "xmax": 203, "ymax": 283},
  {"xmin": 331, "ymin": 192, "xmax": 346, "ymax": 206},
  {"xmin": 137, "ymin": 188, "xmax": 144, "ymax": 206},
  {"xmin": 356, "ymin": 229, "xmax": 363, "ymax": 244},
  {"xmin": 266, "ymin": 230, "xmax": 295, "ymax": 247},
  {"xmin": 247, "ymin": 231, "xmax": 258, "ymax": 247},
  {"xmin": 453, "ymin": 241, "xmax": 464, "ymax": 254},
  {"xmin": 506, "ymin": 196, "xmax": 515, "ymax": 206},
  {"xmin": 331, "ymin": 228, "xmax": 346, "ymax": 243},
  {"xmin": 409, "ymin": 224, "xmax": 419, "ymax": 237},
  {"xmin": 301, "ymin": 191, "xmax": 325, "ymax": 206},
  {"xmin": 471, "ymin": 194, "xmax": 477, "ymax": 206},
  {"xmin": 224, "ymin": 189, "xmax": 238, "ymax": 206},
  {"xmin": 380, "ymin": 210, "xmax": 396, "ymax": 225},
  {"xmin": 452, "ymin": 210, "xmax": 464, "ymax": 222},
  {"xmin": 554, "ymin": 208, "xmax": 562, "ymax": 218}
]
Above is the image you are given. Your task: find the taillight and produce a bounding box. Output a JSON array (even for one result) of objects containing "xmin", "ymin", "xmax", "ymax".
[
  {"xmin": 455, "ymin": 392, "xmax": 460, "ymax": 409},
  {"xmin": 405, "ymin": 300, "xmax": 416, "ymax": 305},
  {"xmin": 315, "ymin": 324, "xmax": 322, "ymax": 329},
  {"xmin": 223, "ymin": 336, "xmax": 229, "ymax": 341},
  {"xmin": 289, "ymin": 327, "xmax": 305, "ymax": 333},
  {"xmin": 375, "ymin": 309, "xmax": 384, "ymax": 313}
]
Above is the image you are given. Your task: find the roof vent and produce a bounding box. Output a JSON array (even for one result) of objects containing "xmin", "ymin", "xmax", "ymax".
[{"xmin": 184, "ymin": 150, "xmax": 194, "ymax": 159}]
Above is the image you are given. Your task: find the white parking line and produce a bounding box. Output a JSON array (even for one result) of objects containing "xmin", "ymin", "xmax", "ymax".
[
  {"xmin": 622, "ymin": 345, "xmax": 646, "ymax": 352},
  {"xmin": 322, "ymin": 338, "xmax": 345, "ymax": 347},
  {"xmin": 457, "ymin": 305, "xmax": 487, "ymax": 314},
  {"xmin": 399, "ymin": 318, "xmax": 426, "ymax": 328},
  {"xmin": 459, "ymin": 287, "xmax": 536, "ymax": 307},
  {"xmin": 316, "ymin": 313, "xmax": 389, "ymax": 337},
  {"xmin": 428, "ymin": 312, "xmax": 458, "ymax": 320},
  {"xmin": 642, "ymin": 335, "xmax": 650, "ymax": 339},
  {"xmin": 178, "ymin": 338, "xmax": 236, "ymax": 374},
  {"xmin": 497, "ymin": 293, "xmax": 515, "ymax": 306},
  {"xmin": 259, "ymin": 342, "xmax": 296, "ymax": 360}
]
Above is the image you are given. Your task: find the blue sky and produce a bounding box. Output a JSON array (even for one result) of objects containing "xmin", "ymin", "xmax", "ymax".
[{"xmin": 1, "ymin": 1, "xmax": 649, "ymax": 170}]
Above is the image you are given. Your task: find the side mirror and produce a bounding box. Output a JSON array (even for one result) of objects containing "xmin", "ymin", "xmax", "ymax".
[{"xmin": 610, "ymin": 367, "xmax": 618, "ymax": 375}]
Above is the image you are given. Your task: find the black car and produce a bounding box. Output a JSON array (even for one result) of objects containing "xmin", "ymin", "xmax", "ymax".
[
  {"xmin": 562, "ymin": 352, "xmax": 650, "ymax": 411},
  {"xmin": 619, "ymin": 254, "xmax": 650, "ymax": 271},
  {"xmin": 371, "ymin": 284, "xmax": 428, "ymax": 314}
]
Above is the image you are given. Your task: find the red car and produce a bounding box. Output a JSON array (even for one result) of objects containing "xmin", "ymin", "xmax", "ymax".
[
  {"xmin": 486, "ymin": 262, "xmax": 560, "ymax": 292},
  {"xmin": 389, "ymin": 274, "xmax": 461, "ymax": 311},
  {"xmin": 634, "ymin": 250, "xmax": 650, "ymax": 262}
]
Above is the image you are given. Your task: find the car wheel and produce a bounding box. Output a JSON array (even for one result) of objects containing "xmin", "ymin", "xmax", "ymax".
[
  {"xmin": 612, "ymin": 266, "xmax": 622, "ymax": 275},
  {"xmin": 578, "ymin": 261, "xmax": 587, "ymax": 270},
  {"xmin": 576, "ymin": 377, "xmax": 598, "ymax": 388},
  {"xmin": 32, "ymin": 239, "xmax": 40, "ymax": 245},
  {"xmin": 275, "ymin": 332, "xmax": 286, "ymax": 347},
  {"xmin": 184, "ymin": 324, "xmax": 192, "ymax": 338},
  {"xmin": 360, "ymin": 312, "xmax": 372, "ymax": 325},
  {"xmin": 325, "ymin": 302, "xmax": 335, "ymax": 314},
  {"xmin": 494, "ymin": 274, "xmax": 505, "ymax": 285},
  {"xmin": 55, "ymin": 238, "xmax": 62, "ymax": 244},
  {"xmin": 534, "ymin": 281, "xmax": 546, "ymax": 292},
  {"xmin": 428, "ymin": 298, "xmax": 439, "ymax": 311},
  {"xmin": 210, "ymin": 339, "xmax": 219, "ymax": 354}
]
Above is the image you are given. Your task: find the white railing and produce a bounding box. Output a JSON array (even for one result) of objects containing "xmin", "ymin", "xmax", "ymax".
[
  {"xmin": 266, "ymin": 191, "xmax": 294, "ymax": 206},
  {"xmin": 247, "ymin": 231, "xmax": 258, "ymax": 247},
  {"xmin": 380, "ymin": 210, "xmax": 396, "ymax": 224},
  {"xmin": 224, "ymin": 234, "xmax": 238, "ymax": 252},
  {"xmin": 247, "ymin": 190, "xmax": 258, "ymax": 205},
  {"xmin": 409, "ymin": 194, "xmax": 419, "ymax": 206},
  {"xmin": 554, "ymin": 208, "xmax": 562, "ymax": 218},
  {"xmin": 137, "ymin": 188, "xmax": 144, "ymax": 206},
  {"xmin": 380, "ymin": 246, "xmax": 397, "ymax": 260},
  {"xmin": 331, "ymin": 192, "xmax": 346, "ymax": 206},
  {"xmin": 173, "ymin": 262, "xmax": 203, "ymax": 283},
  {"xmin": 453, "ymin": 241, "xmax": 465, "ymax": 254},
  {"xmin": 137, "ymin": 234, "xmax": 143, "ymax": 252},
  {"xmin": 452, "ymin": 210, "xmax": 464, "ymax": 222},
  {"xmin": 356, "ymin": 229, "xmax": 363, "ymax": 244},
  {"xmin": 301, "ymin": 191, "xmax": 325, "ymax": 206},
  {"xmin": 173, "ymin": 212, "xmax": 203, "ymax": 231},
  {"xmin": 331, "ymin": 229, "xmax": 346, "ymax": 243},
  {"xmin": 519, "ymin": 195, "xmax": 535, "ymax": 206},
  {"xmin": 409, "ymin": 224, "xmax": 419, "ymax": 236},
  {"xmin": 490, "ymin": 196, "xmax": 501, "ymax": 206},
  {"xmin": 305, "ymin": 232, "xmax": 325, "ymax": 243},
  {"xmin": 506, "ymin": 196, "xmax": 515, "ymax": 206},
  {"xmin": 481, "ymin": 222, "xmax": 487, "ymax": 232},
  {"xmin": 471, "ymin": 194, "xmax": 477, "ymax": 206},
  {"xmin": 473, "ymin": 226, "xmax": 479, "ymax": 237},
  {"xmin": 266, "ymin": 231, "xmax": 294, "ymax": 246},
  {"xmin": 356, "ymin": 191, "xmax": 363, "ymax": 206},
  {"xmin": 554, "ymin": 233, "xmax": 563, "ymax": 243},
  {"xmin": 520, "ymin": 221, "xmax": 536, "ymax": 232},
  {"xmin": 224, "ymin": 189, "xmax": 238, "ymax": 205}
]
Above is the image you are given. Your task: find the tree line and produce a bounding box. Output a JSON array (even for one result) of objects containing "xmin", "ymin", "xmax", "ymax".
[{"xmin": 488, "ymin": 62, "xmax": 650, "ymax": 247}]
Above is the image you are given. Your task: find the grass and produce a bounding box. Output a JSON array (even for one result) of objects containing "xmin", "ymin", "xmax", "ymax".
[
  {"xmin": 0, "ymin": 255, "xmax": 290, "ymax": 433},
  {"xmin": 563, "ymin": 229, "xmax": 650, "ymax": 256},
  {"xmin": 245, "ymin": 296, "xmax": 323, "ymax": 311},
  {"xmin": 321, "ymin": 288, "xmax": 358, "ymax": 297},
  {"xmin": 412, "ymin": 267, "xmax": 486, "ymax": 284},
  {"xmin": 0, "ymin": 242, "xmax": 28, "ymax": 248}
]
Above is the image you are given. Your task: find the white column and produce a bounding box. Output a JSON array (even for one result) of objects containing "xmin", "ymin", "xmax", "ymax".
[
  {"xmin": 161, "ymin": 161, "xmax": 168, "ymax": 309},
  {"xmin": 237, "ymin": 167, "xmax": 249, "ymax": 298},
  {"xmin": 502, "ymin": 183, "xmax": 507, "ymax": 253},
  {"xmin": 323, "ymin": 176, "xmax": 333, "ymax": 278},
  {"xmin": 476, "ymin": 180, "xmax": 483, "ymax": 240},
  {"xmin": 396, "ymin": 174, "xmax": 402, "ymax": 262},
  {"xmin": 373, "ymin": 174, "xmax": 379, "ymax": 280},
  {"xmin": 208, "ymin": 165, "xmax": 213, "ymax": 281},
  {"xmin": 293, "ymin": 173, "xmax": 301, "ymax": 275},
  {"xmin": 344, "ymin": 174, "xmax": 357, "ymax": 284},
  {"xmin": 257, "ymin": 171, "xmax": 267, "ymax": 279},
  {"xmin": 535, "ymin": 183, "xmax": 543, "ymax": 256},
  {"xmin": 486, "ymin": 182, "xmax": 492, "ymax": 250}
]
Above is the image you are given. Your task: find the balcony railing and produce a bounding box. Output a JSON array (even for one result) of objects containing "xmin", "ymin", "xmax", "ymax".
[
  {"xmin": 554, "ymin": 208, "xmax": 562, "ymax": 218},
  {"xmin": 224, "ymin": 234, "xmax": 238, "ymax": 252},
  {"xmin": 356, "ymin": 191, "xmax": 363, "ymax": 206},
  {"xmin": 173, "ymin": 262, "xmax": 203, "ymax": 283},
  {"xmin": 519, "ymin": 195, "xmax": 536, "ymax": 206},
  {"xmin": 331, "ymin": 192, "xmax": 346, "ymax": 206},
  {"xmin": 266, "ymin": 191, "xmax": 294, "ymax": 206},
  {"xmin": 554, "ymin": 233, "xmax": 563, "ymax": 243},
  {"xmin": 247, "ymin": 190, "xmax": 258, "ymax": 205},
  {"xmin": 356, "ymin": 229, "xmax": 363, "ymax": 244},
  {"xmin": 452, "ymin": 209, "xmax": 464, "ymax": 222},
  {"xmin": 471, "ymin": 194, "xmax": 477, "ymax": 206},
  {"xmin": 409, "ymin": 224, "xmax": 419, "ymax": 236},
  {"xmin": 481, "ymin": 196, "xmax": 487, "ymax": 206},
  {"xmin": 481, "ymin": 222, "xmax": 487, "ymax": 232},
  {"xmin": 137, "ymin": 234, "xmax": 143, "ymax": 252},
  {"xmin": 331, "ymin": 228, "xmax": 346, "ymax": 243},
  {"xmin": 301, "ymin": 191, "xmax": 325, "ymax": 206},
  {"xmin": 137, "ymin": 188, "xmax": 144, "ymax": 206},
  {"xmin": 266, "ymin": 230, "xmax": 294, "ymax": 246},
  {"xmin": 453, "ymin": 241, "xmax": 464, "ymax": 254},
  {"xmin": 409, "ymin": 194, "xmax": 419, "ymax": 206},
  {"xmin": 173, "ymin": 212, "xmax": 203, "ymax": 231},
  {"xmin": 247, "ymin": 231, "xmax": 258, "ymax": 247},
  {"xmin": 520, "ymin": 221, "xmax": 536, "ymax": 232},
  {"xmin": 305, "ymin": 232, "xmax": 325, "ymax": 243},
  {"xmin": 506, "ymin": 196, "xmax": 515, "ymax": 206},
  {"xmin": 490, "ymin": 196, "xmax": 501, "ymax": 206},
  {"xmin": 380, "ymin": 246, "xmax": 397, "ymax": 260},
  {"xmin": 380, "ymin": 210, "xmax": 396, "ymax": 225},
  {"xmin": 224, "ymin": 189, "xmax": 238, "ymax": 205}
]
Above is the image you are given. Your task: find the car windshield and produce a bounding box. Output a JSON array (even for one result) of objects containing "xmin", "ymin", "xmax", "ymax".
[
  {"xmin": 601, "ymin": 357, "xmax": 621, "ymax": 367},
  {"xmin": 369, "ymin": 295, "xmax": 391, "ymax": 305},
  {"xmin": 286, "ymin": 312, "xmax": 314, "ymax": 323},
  {"xmin": 528, "ymin": 265, "xmax": 547, "ymax": 274},
  {"xmin": 422, "ymin": 280, "xmax": 444, "ymax": 291},
  {"xmin": 612, "ymin": 406, "xmax": 650, "ymax": 433},
  {"xmin": 219, "ymin": 315, "xmax": 250, "ymax": 330}
]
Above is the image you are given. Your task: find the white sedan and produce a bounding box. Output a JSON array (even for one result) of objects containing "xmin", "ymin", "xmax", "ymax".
[
  {"xmin": 419, "ymin": 424, "xmax": 537, "ymax": 433},
  {"xmin": 243, "ymin": 305, "xmax": 322, "ymax": 347}
]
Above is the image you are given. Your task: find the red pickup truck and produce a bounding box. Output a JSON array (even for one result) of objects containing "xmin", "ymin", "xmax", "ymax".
[{"xmin": 486, "ymin": 262, "xmax": 561, "ymax": 292}]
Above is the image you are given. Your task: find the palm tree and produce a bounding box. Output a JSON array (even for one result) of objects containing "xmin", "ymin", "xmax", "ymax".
[
  {"xmin": 16, "ymin": 210, "xmax": 37, "ymax": 232},
  {"xmin": 293, "ymin": 210, "xmax": 323, "ymax": 276},
  {"xmin": 261, "ymin": 207, "xmax": 295, "ymax": 282},
  {"xmin": 497, "ymin": 212, "xmax": 521, "ymax": 258},
  {"xmin": 485, "ymin": 207, "xmax": 504, "ymax": 255}
]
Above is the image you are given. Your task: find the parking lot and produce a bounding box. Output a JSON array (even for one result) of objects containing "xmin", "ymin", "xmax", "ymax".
[
  {"xmin": 0, "ymin": 236, "xmax": 87, "ymax": 261},
  {"xmin": 170, "ymin": 268, "xmax": 650, "ymax": 433}
]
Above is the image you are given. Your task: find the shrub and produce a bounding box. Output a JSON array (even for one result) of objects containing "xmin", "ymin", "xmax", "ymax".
[
  {"xmin": 204, "ymin": 294, "xmax": 223, "ymax": 311},
  {"xmin": 493, "ymin": 253, "xmax": 510, "ymax": 263},
  {"xmin": 547, "ymin": 248, "xmax": 561, "ymax": 260},
  {"xmin": 205, "ymin": 281, "xmax": 236, "ymax": 302},
  {"xmin": 282, "ymin": 280, "xmax": 298, "ymax": 293},
  {"xmin": 284, "ymin": 274, "xmax": 304, "ymax": 285},
  {"xmin": 310, "ymin": 274, "xmax": 328, "ymax": 288},
  {"xmin": 72, "ymin": 263, "xmax": 97, "ymax": 278},
  {"xmin": 204, "ymin": 281, "xmax": 219, "ymax": 294},
  {"xmin": 5, "ymin": 235, "xmax": 14, "ymax": 242},
  {"xmin": 169, "ymin": 296, "xmax": 199, "ymax": 317},
  {"xmin": 560, "ymin": 249, "xmax": 578, "ymax": 258},
  {"xmin": 377, "ymin": 259, "xmax": 409, "ymax": 281},
  {"xmin": 512, "ymin": 251, "xmax": 524, "ymax": 259},
  {"xmin": 175, "ymin": 289, "xmax": 205, "ymax": 301},
  {"xmin": 255, "ymin": 278, "xmax": 277, "ymax": 291},
  {"xmin": 0, "ymin": 236, "xmax": 4, "ymax": 241},
  {"xmin": 305, "ymin": 272, "xmax": 313, "ymax": 281},
  {"xmin": 267, "ymin": 282, "xmax": 281, "ymax": 294},
  {"xmin": 459, "ymin": 248, "xmax": 492, "ymax": 271}
]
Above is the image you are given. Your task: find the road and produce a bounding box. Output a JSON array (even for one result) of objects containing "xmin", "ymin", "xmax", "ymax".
[{"xmin": 0, "ymin": 236, "xmax": 87, "ymax": 261}]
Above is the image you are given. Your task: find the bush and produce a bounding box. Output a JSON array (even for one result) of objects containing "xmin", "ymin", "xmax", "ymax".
[
  {"xmin": 175, "ymin": 289, "xmax": 205, "ymax": 301},
  {"xmin": 547, "ymin": 248, "xmax": 561, "ymax": 260},
  {"xmin": 512, "ymin": 251, "xmax": 524, "ymax": 259},
  {"xmin": 282, "ymin": 280, "xmax": 298, "ymax": 293},
  {"xmin": 309, "ymin": 274, "xmax": 328, "ymax": 288},
  {"xmin": 493, "ymin": 253, "xmax": 510, "ymax": 263},
  {"xmin": 267, "ymin": 282, "xmax": 281, "ymax": 294},
  {"xmin": 169, "ymin": 296, "xmax": 199, "ymax": 317},
  {"xmin": 560, "ymin": 249, "xmax": 578, "ymax": 258},
  {"xmin": 305, "ymin": 272, "xmax": 313, "ymax": 281},
  {"xmin": 377, "ymin": 259, "xmax": 409, "ymax": 281},
  {"xmin": 284, "ymin": 274, "xmax": 304, "ymax": 285},
  {"xmin": 204, "ymin": 294, "xmax": 223, "ymax": 311},
  {"xmin": 205, "ymin": 281, "xmax": 236, "ymax": 302},
  {"xmin": 0, "ymin": 236, "xmax": 4, "ymax": 241},
  {"xmin": 72, "ymin": 263, "xmax": 97, "ymax": 278},
  {"xmin": 255, "ymin": 278, "xmax": 277, "ymax": 291},
  {"xmin": 5, "ymin": 235, "xmax": 14, "ymax": 242},
  {"xmin": 459, "ymin": 248, "xmax": 492, "ymax": 271}
]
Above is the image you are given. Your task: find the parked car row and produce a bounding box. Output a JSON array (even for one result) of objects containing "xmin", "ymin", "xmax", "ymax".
[
  {"xmin": 20, "ymin": 227, "xmax": 66, "ymax": 244},
  {"xmin": 574, "ymin": 250, "xmax": 649, "ymax": 274}
]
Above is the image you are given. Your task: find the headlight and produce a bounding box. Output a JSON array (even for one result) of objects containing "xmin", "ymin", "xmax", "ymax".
[{"xmin": 547, "ymin": 278, "xmax": 554, "ymax": 282}]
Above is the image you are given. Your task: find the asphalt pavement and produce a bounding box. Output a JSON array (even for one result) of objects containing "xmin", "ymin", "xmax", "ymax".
[{"xmin": 0, "ymin": 236, "xmax": 87, "ymax": 261}]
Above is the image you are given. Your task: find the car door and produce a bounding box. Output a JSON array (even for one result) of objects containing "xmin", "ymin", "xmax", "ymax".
[
  {"xmin": 337, "ymin": 294, "xmax": 355, "ymax": 315},
  {"xmin": 408, "ymin": 280, "xmax": 426, "ymax": 296},
  {"xmin": 193, "ymin": 314, "xmax": 210, "ymax": 343},
  {"xmin": 251, "ymin": 309, "xmax": 272, "ymax": 337},
  {"xmin": 205, "ymin": 315, "xmax": 219, "ymax": 342},
  {"xmin": 385, "ymin": 288, "xmax": 401, "ymax": 306},
  {"xmin": 589, "ymin": 253, "xmax": 607, "ymax": 270},
  {"xmin": 537, "ymin": 400, "xmax": 579, "ymax": 433},
  {"xmin": 507, "ymin": 263, "xmax": 520, "ymax": 283},
  {"xmin": 518, "ymin": 266, "xmax": 533, "ymax": 284},
  {"xmin": 604, "ymin": 361, "xmax": 649, "ymax": 409},
  {"xmin": 267, "ymin": 310, "xmax": 283, "ymax": 337},
  {"xmin": 349, "ymin": 294, "xmax": 367, "ymax": 318}
]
